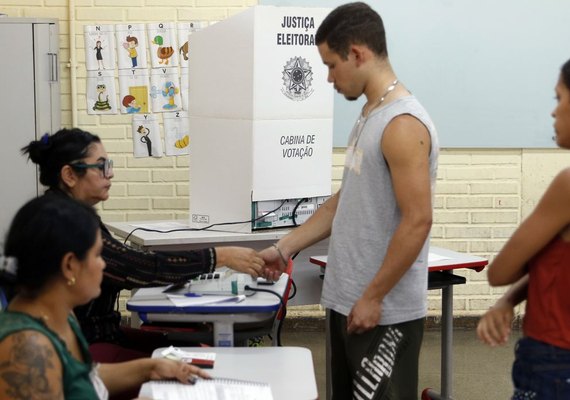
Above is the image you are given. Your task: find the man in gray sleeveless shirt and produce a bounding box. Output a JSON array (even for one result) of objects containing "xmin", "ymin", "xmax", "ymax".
[{"xmin": 261, "ymin": 3, "xmax": 439, "ymax": 399}]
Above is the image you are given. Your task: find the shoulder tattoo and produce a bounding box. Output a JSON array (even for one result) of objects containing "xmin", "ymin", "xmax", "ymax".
[{"xmin": 0, "ymin": 332, "xmax": 63, "ymax": 400}]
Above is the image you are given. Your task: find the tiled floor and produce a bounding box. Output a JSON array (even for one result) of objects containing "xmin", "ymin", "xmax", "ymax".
[{"xmin": 280, "ymin": 325, "xmax": 521, "ymax": 399}]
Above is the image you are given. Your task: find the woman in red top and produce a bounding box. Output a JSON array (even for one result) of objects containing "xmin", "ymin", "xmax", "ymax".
[{"xmin": 477, "ymin": 58, "xmax": 570, "ymax": 399}]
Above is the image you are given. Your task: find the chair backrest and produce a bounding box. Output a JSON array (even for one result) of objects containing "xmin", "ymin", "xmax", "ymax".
[
  {"xmin": 0, "ymin": 287, "xmax": 8, "ymax": 311},
  {"xmin": 268, "ymin": 259, "xmax": 294, "ymax": 346}
]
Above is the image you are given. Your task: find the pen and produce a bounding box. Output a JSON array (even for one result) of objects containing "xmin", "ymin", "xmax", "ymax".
[{"xmin": 184, "ymin": 292, "xmax": 202, "ymax": 297}]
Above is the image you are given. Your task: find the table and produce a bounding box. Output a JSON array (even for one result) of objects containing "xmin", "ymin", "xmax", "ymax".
[
  {"xmin": 105, "ymin": 220, "xmax": 289, "ymax": 250},
  {"xmin": 309, "ymin": 246, "xmax": 488, "ymax": 400},
  {"xmin": 106, "ymin": 220, "xmax": 330, "ymax": 306},
  {"xmin": 127, "ymin": 271, "xmax": 289, "ymax": 347},
  {"xmin": 139, "ymin": 346, "xmax": 318, "ymax": 400}
]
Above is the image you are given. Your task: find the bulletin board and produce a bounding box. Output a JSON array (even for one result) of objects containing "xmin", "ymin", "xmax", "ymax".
[{"xmin": 261, "ymin": 0, "xmax": 570, "ymax": 148}]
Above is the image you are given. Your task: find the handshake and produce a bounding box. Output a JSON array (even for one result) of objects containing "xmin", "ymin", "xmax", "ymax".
[{"xmin": 259, "ymin": 243, "xmax": 290, "ymax": 282}]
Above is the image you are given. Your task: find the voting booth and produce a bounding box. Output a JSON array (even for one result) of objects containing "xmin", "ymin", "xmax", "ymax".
[{"xmin": 188, "ymin": 6, "xmax": 333, "ymax": 233}]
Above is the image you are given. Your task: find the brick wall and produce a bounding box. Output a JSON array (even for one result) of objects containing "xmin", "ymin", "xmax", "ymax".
[
  {"xmin": 430, "ymin": 150, "xmax": 522, "ymax": 316},
  {"xmin": 0, "ymin": 0, "xmax": 256, "ymax": 221},
  {"xmin": 2, "ymin": 1, "xmax": 570, "ymax": 318}
]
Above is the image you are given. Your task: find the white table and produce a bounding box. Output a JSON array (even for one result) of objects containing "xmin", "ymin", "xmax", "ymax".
[
  {"xmin": 139, "ymin": 346, "xmax": 319, "ymax": 400},
  {"xmin": 106, "ymin": 220, "xmax": 329, "ymax": 306},
  {"xmin": 127, "ymin": 272, "xmax": 289, "ymax": 347},
  {"xmin": 105, "ymin": 220, "xmax": 290, "ymax": 249}
]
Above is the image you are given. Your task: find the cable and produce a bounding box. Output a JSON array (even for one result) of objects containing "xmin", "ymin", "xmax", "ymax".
[
  {"xmin": 123, "ymin": 199, "xmax": 288, "ymax": 244},
  {"xmin": 291, "ymin": 197, "xmax": 308, "ymax": 227},
  {"xmin": 271, "ymin": 305, "xmax": 286, "ymax": 347},
  {"xmin": 245, "ymin": 286, "xmax": 284, "ymax": 311},
  {"xmin": 244, "ymin": 285, "xmax": 286, "ymax": 346},
  {"xmin": 288, "ymin": 279, "xmax": 297, "ymax": 301}
]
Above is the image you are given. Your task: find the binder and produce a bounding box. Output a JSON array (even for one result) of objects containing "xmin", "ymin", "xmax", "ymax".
[{"xmin": 149, "ymin": 377, "xmax": 274, "ymax": 400}]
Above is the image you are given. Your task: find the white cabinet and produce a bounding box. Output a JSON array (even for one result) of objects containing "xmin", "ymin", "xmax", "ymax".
[{"xmin": 0, "ymin": 18, "xmax": 60, "ymax": 247}]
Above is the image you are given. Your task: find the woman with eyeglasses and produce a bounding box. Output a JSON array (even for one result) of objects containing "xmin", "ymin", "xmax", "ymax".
[{"xmin": 21, "ymin": 128, "xmax": 266, "ymax": 365}]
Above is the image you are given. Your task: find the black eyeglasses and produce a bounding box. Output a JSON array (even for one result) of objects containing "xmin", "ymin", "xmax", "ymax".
[{"xmin": 71, "ymin": 159, "xmax": 113, "ymax": 178}]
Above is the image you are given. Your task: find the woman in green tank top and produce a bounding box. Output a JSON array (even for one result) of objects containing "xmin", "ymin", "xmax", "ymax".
[{"xmin": 0, "ymin": 196, "xmax": 209, "ymax": 399}]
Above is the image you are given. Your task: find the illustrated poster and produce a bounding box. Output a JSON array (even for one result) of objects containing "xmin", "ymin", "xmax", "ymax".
[
  {"xmin": 150, "ymin": 68, "xmax": 181, "ymax": 112},
  {"xmin": 132, "ymin": 114, "xmax": 162, "ymax": 157},
  {"xmin": 118, "ymin": 68, "xmax": 150, "ymax": 114},
  {"xmin": 180, "ymin": 69, "xmax": 189, "ymax": 111},
  {"xmin": 177, "ymin": 21, "xmax": 206, "ymax": 68},
  {"xmin": 163, "ymin": 111, "xmax": 190, "ymax": 156},
  {"xmin": 115, "ymin": 23, "xmax": 148, "ymax": 70},
  {"xmin": 86, "ymin": 70, "xmax": 117, "ymax": 115},
  {"xmin": 147, "ymin": 22, "xmax": 179, "ymax": 68},
  {"xmin": 84, "ymin": 25, "xmax": 116, "ymax": 71}
]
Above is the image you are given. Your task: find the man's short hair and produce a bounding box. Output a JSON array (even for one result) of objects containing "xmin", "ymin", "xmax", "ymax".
[{"xmin": 315, "ymin": 2, "xmax": 387, "ymax": 60}]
